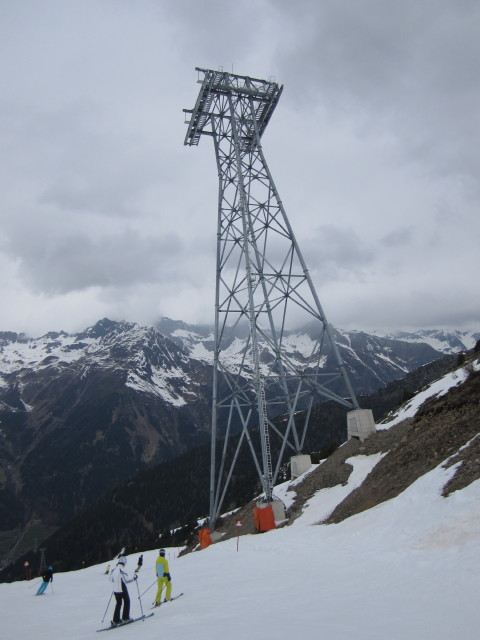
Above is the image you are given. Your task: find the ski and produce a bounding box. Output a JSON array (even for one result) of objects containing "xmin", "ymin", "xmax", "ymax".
[
  {"xmin": 96, "ymin": 612, "xmax": 154, "ymax": 632},
  {"xmin": 150, "ymin": 592, "xmax": 184, "ymax": 609}
]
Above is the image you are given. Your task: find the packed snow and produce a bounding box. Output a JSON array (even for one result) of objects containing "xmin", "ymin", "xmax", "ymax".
[
  {"xmin": 2, "ymin": 364, "xmax": 479, "ymax": 639},
  {"xmin": 2, "ymin": 455, "xmax": 479, "ymax": 638},
  {"xmin": 125, "ymin": 363, "xmax": 195, "ymax": 407}
]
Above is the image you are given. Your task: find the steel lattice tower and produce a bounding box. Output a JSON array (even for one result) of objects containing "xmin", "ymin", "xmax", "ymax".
[{"xmin": 184, "ymin": 68, "xmax": 359, "ymax": 528}]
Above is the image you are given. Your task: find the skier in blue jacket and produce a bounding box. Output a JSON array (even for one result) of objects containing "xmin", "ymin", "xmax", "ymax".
[{"xmin": 36, "ymin": 567, "xmax": 53, "ymax": 595}]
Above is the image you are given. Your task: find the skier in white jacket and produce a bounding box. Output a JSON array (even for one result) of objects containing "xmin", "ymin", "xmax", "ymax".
[{"xmin": 109, "ymin": 556, "xmax": 137, "ymax": 625}]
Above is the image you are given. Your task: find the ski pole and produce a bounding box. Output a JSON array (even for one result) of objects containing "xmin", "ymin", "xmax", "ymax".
[
  {"xmin": 139, "ymin": 580, "xmax": 156, "ymax": 598},
  {"xmin": 28, "ymin": 580, "xmax": 41, "ymax": 589},
  {"xmin": 135, "ymin": 577, "xmax": 144, "ymax": 618},
  {"xmin": 50, "ymin": 581, "xmax": 54, "ymax": 595},
  {"xmin": 101, "ymin": 592, "xmax": 114, "ymax": 623}
]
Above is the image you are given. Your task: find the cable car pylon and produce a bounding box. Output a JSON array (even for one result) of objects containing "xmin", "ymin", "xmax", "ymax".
[{"xmin": 183, "ymin": 68, "xmax": 375, "ymax": 534}]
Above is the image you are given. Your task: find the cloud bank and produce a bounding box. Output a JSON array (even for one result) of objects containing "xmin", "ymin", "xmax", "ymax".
[{"xmin": 0, "ymin": 0, "xmax": 478, "ymax": 336}]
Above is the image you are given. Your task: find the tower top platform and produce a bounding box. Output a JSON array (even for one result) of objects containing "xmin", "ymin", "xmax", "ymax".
[{"xmin": 183, "ymin": 68, "xmax": 283, "ymax": 147}]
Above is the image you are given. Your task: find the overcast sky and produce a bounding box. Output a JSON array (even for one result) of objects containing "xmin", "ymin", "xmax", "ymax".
[{"xmin": 0, "ymin": 0, "xmax": 479, "ymax": 337}]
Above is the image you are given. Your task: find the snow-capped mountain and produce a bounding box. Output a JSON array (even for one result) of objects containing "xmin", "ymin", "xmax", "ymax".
[
  {"xmin": 0, "ymin": 318, "xmax": 215, "ymax": 561},
  {"xmin": 2, "ymin": 317, "xmax": 469, "ymax": 415},
  {"xmin": 370, "ymin": 328, "xmax": 479, "ymax": 354},
  {"xmin": 2, "ymin": 318, "xmax": 475, "ymax": 390},
  {"xmin": 159, "ymin": 318, "xmax": 478, "ymax": 360},
  {"xmin": 0, "ymin": 318, "xmax": 209, "ymax": 408},
  {"xmin": 156, "ymin": 317, "xmax": 474, "ymax": 395}
]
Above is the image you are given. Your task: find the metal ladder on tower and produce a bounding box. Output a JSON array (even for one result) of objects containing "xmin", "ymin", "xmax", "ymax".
[
  {"xmin": 259, "ymin": 373, "xmax": 273, "ymax": 501},
  {"xmin": 247, "ymin": 271, "xmax": 274, "ymax": 502}
]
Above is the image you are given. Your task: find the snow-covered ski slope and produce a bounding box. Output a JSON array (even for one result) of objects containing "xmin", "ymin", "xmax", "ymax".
[
  {"xmin": 2, "ymin": 366, "xmax": 480, "ymax": 639},
  {"xmin": 3, "ymin": 463, "xmax": 479, "ymax": 639}
]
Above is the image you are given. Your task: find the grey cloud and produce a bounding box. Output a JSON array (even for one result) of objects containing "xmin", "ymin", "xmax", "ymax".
[
  {"xmin": 381, "ymin": 227, "xmax": 413, "ymax": 248},
  {"xmin": 0, "ymin": 0, "xmax": 478, "ymax": 335},
  {"xmin": 11, "ymin": 230, "xmax": 183, "ymax": 294},
  {"xmin": 162, "ymin": 0, "xmax": 271, "ymax": 64},
  {"xmin": 302, "ymin": 225, "xmax": 374, "ymax": 280},
  {"xmin": 1, "ymin": 100, "xmax": 174, "ymax": 219},
  {"xmin": 341, "ymin": 284, "xmax": 480, "ymax": 332},
  {"xmin": 274, "ymin": 0, "xmax": 480, "ymax": 182}
]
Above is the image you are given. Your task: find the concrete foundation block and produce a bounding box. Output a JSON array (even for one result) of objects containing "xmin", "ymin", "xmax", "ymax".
[
  {"xmin": 290, "ymin": 454, "xmax": 312, "ymax": 479},
  {"xmin": 347, "ymin": 408, "xmax": 376, "ymax": 442}
]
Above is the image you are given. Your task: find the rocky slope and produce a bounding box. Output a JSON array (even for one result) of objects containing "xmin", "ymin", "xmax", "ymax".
[{"xmin": 216, "ymin": 356, "xmax": 480, "ymax": 542}]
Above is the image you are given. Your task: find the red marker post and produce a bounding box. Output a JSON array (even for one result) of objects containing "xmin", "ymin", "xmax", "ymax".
[{"xmin": 236, "ymin": 520, "xmax": 242, "ymax": 552}]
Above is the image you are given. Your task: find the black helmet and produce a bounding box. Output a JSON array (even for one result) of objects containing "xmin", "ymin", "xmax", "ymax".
[{"xmin": 159, "ymin": 549, "xmax": 165, "ymax": 556}]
